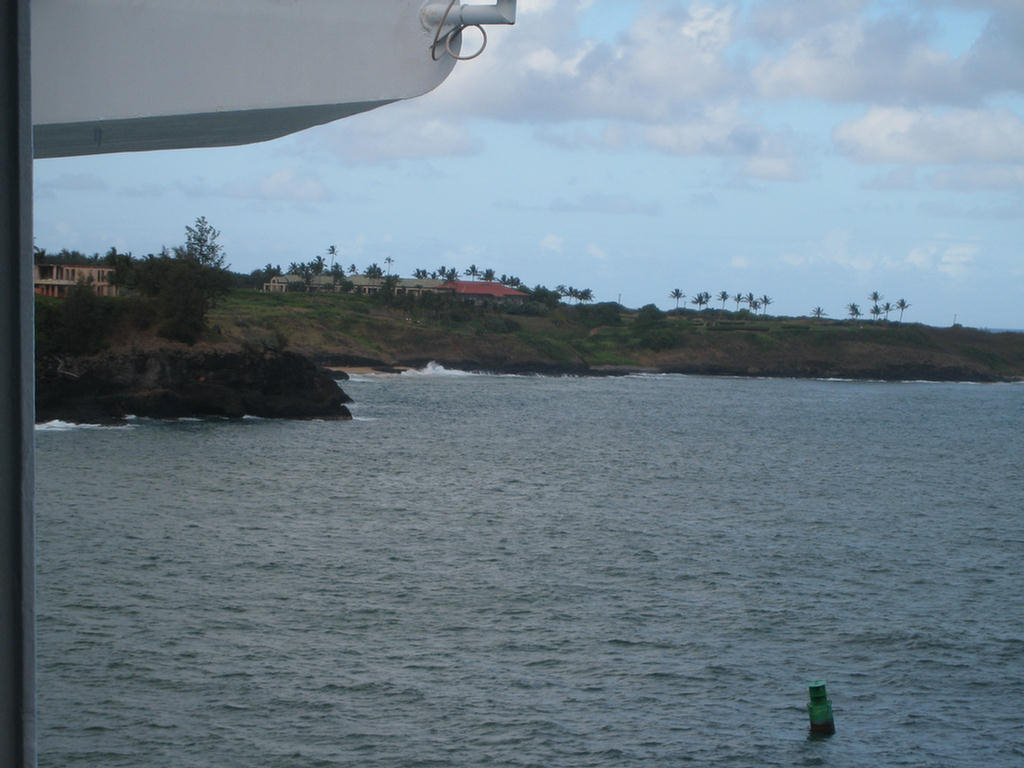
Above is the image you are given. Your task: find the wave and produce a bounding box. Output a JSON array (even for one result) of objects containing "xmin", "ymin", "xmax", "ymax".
[
  {"xmin": 35, "ymin": 419, "xmax": 136, "ymax": 431},
  {"xmin": 401, "ymin": 361, "xmax": 477, "ymax": 377}
]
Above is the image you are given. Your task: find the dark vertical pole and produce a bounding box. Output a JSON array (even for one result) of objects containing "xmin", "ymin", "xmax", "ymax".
[{"xmin": 0, "ymin": 0, "xmax": 36, "ymax": 766}]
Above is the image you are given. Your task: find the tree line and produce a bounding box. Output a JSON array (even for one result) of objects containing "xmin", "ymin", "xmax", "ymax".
[
  {"xmin": 37, "ymin": 217, "xmax": 232, "ymax": 348},
  {"xmin": 243, "ymin": 245, "xmax": 598, "ymax": 308},
  {"xmin": 669, "ymin": 287, "xmax": 912, "ymax": 324},
  {"xmin": 843, "ymin": 292, "xmax": 911, "ymax": 323},
  {"xmin": 669, "ymin": 289, "xmax": 774, "ymax": 314}
]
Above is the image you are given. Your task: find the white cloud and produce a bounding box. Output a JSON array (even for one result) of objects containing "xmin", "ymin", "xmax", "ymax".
[
  {"xmin": 215, "ymin": 168, "xmax": 332, "ymax": 202},
  {"xmin": 748, "ymin": 0, "xmax": 868, "ymax": 43},
  {"xmin": 929, "ymin": 165, "xmax": 1024, "ymax": 190},
  {"xmin": 863, "ymin": 167, "xmax": 918, "ymax": 190},
  {"xmin": 938, "ymin": 244, "xmax": 978, "ymax": 277},
  {"xmin": 643, "ymin": 103, "xmax": 806, "ymax": 179},
  {"xmin": 429, "ymin": 2, "xmax": 740, "ymax": 123},
  {"xmin": 834, "ymin": 107, "xmax": 1024, "ymax": 164},
  {"xmin": 549, "ymin": 192, "xmax": 661, "ymax": 216},
  {"xmin": 753, "ymin": 14, "xmax": 970, "ymax": 104},
  {"xmin": 644, "ymin": 103, "xmax": 751, "ymax": 155},
  {"xmin": 37, "ymin": 173, "xmax": 108, "ymax": 192},
  {"xmin": 540, "ymin": 233, "xmax": 563, "ymax": 252},
  {"xmin": 904, "ymin": 240, "xmax": 979, "ymax": 277},
  {"xmin": 907, "ymin": 246, "xmax": 932, "ymax": 269},
  {"xmin": 961, "ymin": 5, "xmax": 1024, "ymax": 93},
  {"xmin": 586, "ymin": 243, "xmax": 608, "ymax": 261},
  {"xmin": 818, "ymin": 228, "xmax": 877, "ymax": 271},
  {"xmin": 743, "ymin": 154, "xmax": 801, "ymax": 181},
  {"xmin": 533, "ymin": 123, "xmax": 636, "ymax": 152},
  {"xmin": 120, "ymin": 184, "xmax": 168, "ymax": 198},
  {"xmin": 317, "ymin": 108, "xmax": 483, "ymax": 164}
]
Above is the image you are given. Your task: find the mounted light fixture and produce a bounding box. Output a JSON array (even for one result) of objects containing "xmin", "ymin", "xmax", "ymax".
[
  {"xmin": 423, "ymin": 0, "xmax": 517, "ymax": 60},
  {"xmin": 422, "ymin": 0, "xmax": 516, "ymax": 26}
]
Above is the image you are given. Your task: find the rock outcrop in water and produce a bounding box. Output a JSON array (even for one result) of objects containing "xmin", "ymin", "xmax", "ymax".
[{"xmin": 36, "ymin": 348, "xmax": 352, "ymax": 423}]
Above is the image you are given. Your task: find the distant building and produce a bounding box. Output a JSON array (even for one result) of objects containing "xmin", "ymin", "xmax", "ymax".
[
  {"xmin": 34, "ymin": 263, "xmax": 119, "ymax": 298},
  {"xmin": 263, "ymin": 274, "xmax": 309, "ymax": 292},
  {"xmin": 350, "ymin": 276, "xmax": 449, "ymax": 297},
  {"xmin": 442, "ymin": 280, "xmax": 528, "ymax": 305},
  {"xmin": 263, "ymin": 273, "xmax": 448, "ymax": 296},
  {"xmin": 261, "ymin": 274, "xmax": 528, "ymax": 304}
]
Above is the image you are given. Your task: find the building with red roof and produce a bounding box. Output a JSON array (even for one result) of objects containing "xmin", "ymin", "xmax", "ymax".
[{"xmin": 441, "ymin": 280, "xmax": 529, "ymax": 304}]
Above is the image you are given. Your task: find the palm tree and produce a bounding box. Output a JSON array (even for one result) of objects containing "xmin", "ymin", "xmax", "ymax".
[
  {"xmin": 669, "ymin": 288, "xmax": 684, "ymax": 309},
  {"xmin": 311, "ymin": 255, "xmax": 326, "ymax": 276},
  {"xmin": 298, "ymin": 262, "xmax": 313, "ymax": 290},
  {"xmin": 384, "ymin": 256, "xmax": 394, "ymax": 276},
  {"xmin": 759, "ymin": 295, "xmax": 772, "ymax": 315},
  {"xmin": 347, "ymin": 263, "xmax": 358, "ymax": 276},
  {"xmin": 718, "ymin": 290, "xmax": 729, "ymax": 309},
  {"xmin": 733, "ymin": 292, "xmax": 744, "ymax": 311},
  {"xmin": 881, "ymin": 301, "xmax": 893, "ymax": 321},
  {"xmin": 482, "ymin": 268, "xmax": 496, "ymax": 282},
  {"xmin": 896, "ymin": 298, "xmax": 910, "ymax": 324},
  {"xmin": 869, "ymin": 290, "xmax": 882, "ymax": 307},
  {"xmin": 577, "ymin": 288, "xmax": 594, "ymax": 304},
  {"xmin": 364, "ymin": 262, "xmax": 383, "ymax": 279},
  {"xmin": 464, "ymin": 264, "xmax": 480, "ymax": 281},
  {"xmin": 691, "ymin": 292, "xmax": 709, "ymax": 311},
  {"xmin": 745, "ymin": 292, "xmax": 756, "ymax": 311},
  {"xmin": 750, "ymin": 299, "xmax": 761, "ymax": 313},
  {"xmin": 848, "ymin": 302, "xmax": 861, "ymax": 320},
  {"xmin": 870, "ymin": 304, "xmax": 882, "ymax": 322},
  {"xmin": 811, "ymin": 307, "xmax": 826, "ymax": 318}
]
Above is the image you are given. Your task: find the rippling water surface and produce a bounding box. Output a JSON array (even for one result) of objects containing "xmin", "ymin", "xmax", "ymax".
[{"xmin": 36, "ymin": 371, "xmax": 1024, "ymax": 766}]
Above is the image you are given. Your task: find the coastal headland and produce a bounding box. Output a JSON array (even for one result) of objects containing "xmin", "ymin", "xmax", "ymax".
[
  {"xmin": 207, "ymin": 292, "xmax": 1024, "ymax": 382},
  {"xmin": 35, "ymin": 289, "xmax": 1023, "ymax": 422},
  {"xmin": 35, "ymin": 347, "xmax": 353, "ymax": 424}
]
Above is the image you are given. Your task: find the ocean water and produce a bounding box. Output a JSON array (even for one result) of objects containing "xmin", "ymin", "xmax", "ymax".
[{"xmin": 35, "ymin": 369, "xmax": 1024, "ymax": 767}]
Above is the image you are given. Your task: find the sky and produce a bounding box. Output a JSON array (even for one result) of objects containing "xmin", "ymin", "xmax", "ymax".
[{"xmin": 32, "ymin": 0, "xmax": 1024, "ymax": 329}]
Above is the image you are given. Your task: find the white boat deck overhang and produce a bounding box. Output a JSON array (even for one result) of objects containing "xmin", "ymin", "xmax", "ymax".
[{"xmin": 31, "ymin": 0, "xmax": 515, "ymax": 157}]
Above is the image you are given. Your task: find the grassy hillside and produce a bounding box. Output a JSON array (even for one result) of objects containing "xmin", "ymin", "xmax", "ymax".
[
  {"xmin": 197, "ymin": 291, "xmax": 1024, "ymax": 381},
  {"xmin": 36, "ymin": 288, "xmax": 1024, "ymax": 381}
]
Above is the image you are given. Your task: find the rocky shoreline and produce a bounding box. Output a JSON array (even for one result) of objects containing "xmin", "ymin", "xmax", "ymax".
[
  {"xmin": 318, "ymin": 355, "xmax": 1019, "ymax": 382},
  {"xmin": 36, "ymin": 348, "xmax": 352, "ymax": 424},
  {"xmin": 35, "ymin": 327, "xmax": 1022, "ymax": 425}
]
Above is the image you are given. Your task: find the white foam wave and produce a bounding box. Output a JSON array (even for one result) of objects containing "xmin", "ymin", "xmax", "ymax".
[
  {"xmin": 402, "ymin": 361, "xmax": 476, "ymax": 377},
  {"xmin": 35, "ymin": 419, "xmax": 134, "ymax": 431}
]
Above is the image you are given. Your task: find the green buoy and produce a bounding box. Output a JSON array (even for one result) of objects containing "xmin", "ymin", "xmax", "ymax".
[{"xmin": 807, "ymin": 681, "xmax": 835, "ymax": 735}]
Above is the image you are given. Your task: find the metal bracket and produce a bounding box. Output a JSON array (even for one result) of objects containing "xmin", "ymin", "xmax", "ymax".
[{"xmin": 422, "ymin": 0, "xmax": 517, "ymax": 30}]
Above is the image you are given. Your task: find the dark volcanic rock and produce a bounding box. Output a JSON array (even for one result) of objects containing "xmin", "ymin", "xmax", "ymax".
[{"xmin": 36, "ymin": 348, "xmax": 353, "ymax": 423}]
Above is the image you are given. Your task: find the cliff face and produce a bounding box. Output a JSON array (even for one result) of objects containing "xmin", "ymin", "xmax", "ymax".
[{"xmin": 36, "ymin": 348, "xmax": 352, "ymax": 423}]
